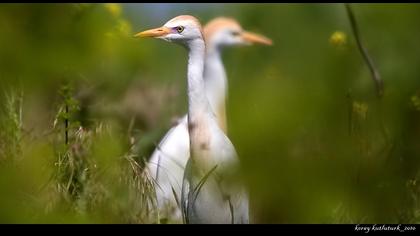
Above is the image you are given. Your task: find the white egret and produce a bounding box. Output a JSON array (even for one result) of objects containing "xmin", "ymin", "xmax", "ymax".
[{"xmin": 142, "ymin": 17, "xmax": 272, "ymax": 222}]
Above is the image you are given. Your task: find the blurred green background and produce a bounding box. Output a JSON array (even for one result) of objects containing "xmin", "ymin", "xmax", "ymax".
[{"xmin": 0, "ymin": 3, "xmax": 420, "ymax": 223}]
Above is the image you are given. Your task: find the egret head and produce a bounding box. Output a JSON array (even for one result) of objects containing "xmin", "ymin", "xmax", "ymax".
[
  {"xmin": 134, "ymin": 15, "xmax": 204, "ymax": 46},
  {"xmin": 204, "ymin": 17, "xmax": 272, "ymax": 49}
]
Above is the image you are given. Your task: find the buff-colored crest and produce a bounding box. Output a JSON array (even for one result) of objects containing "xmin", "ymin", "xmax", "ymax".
[{"xmin": 204, "ymin": 17, "xmax": 242, "ymax": 41}]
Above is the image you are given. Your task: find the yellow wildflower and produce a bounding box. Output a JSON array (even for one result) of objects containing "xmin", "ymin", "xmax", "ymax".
[
  {"xmin": 330, "ymin": 31, "xmax": 347, "ymax": 47},
  {"xmin": 353, "ymin": 101, "xmax": 368, "ymax": 120},
  {"xmin": 105, "ymin": 3, "xmax": 122, "ymax": 18},
  {"xmin": 411, "ymin": 95, "xmax": 420, "ymax": 111}
]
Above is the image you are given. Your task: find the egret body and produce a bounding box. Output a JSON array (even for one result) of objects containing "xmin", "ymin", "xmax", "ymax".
[{"xmin": 139, "ymin": 17, "xmax": 271, "ymax": 223}]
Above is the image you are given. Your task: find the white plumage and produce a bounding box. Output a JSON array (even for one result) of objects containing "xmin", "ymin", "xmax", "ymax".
[{"xmin": 135, "ymin": 16, "xmax": 271, "ymax": 223}]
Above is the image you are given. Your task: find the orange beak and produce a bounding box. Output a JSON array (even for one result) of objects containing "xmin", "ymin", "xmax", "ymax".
[
  {"xmin": 241, "ymin": 31, "xmax": 273, "ymax": 46},
  {"xmin": 134, "ymin": 26, "xmax": 171, "ymax": 38}
]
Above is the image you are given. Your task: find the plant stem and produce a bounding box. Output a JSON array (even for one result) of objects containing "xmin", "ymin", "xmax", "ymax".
[{"xmin": 345, "ymin": 3, "xmax": 384, "ymax": 98}]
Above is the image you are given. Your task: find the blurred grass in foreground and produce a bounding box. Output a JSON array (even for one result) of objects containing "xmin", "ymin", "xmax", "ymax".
[{"xmin": 0, "ymin": 3, "xmax": 420, "ymax": 223}]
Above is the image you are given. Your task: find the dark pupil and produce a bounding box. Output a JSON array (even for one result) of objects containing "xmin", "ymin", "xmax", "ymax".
[
  {"xmin": 177, "ymin": 27, "xmax": 183, "ymax": 32},
  {"xmin": 232, "ymin": 31, "xmax": 240, "ymax": 36}
]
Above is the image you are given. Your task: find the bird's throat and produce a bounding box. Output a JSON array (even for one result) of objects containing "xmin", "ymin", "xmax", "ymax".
[
  {"xmin": 186, "ymin": 39, "xmax": 214, "ymax": 159},
  {"xmin": 187, "ymin": 39, "xmax": 210, "ymax": 122}
]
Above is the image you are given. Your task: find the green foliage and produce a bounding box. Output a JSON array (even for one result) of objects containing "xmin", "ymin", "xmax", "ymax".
[
  {"xmin": 0, "ymin": 3, "xmax": 420, "ymax": 223},
  {"xmin": 0, "ymin": 90, "xmax": 23, "ymax": 163}
]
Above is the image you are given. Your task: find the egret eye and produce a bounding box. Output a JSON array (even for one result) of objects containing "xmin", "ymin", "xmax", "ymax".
[
  {"xmin": 176, "ymin": 26, "xmax": 184, "ymax": 33},
  {"xmin": 231, "ymin": 31, "xmax": 241, "ymax": 37}
]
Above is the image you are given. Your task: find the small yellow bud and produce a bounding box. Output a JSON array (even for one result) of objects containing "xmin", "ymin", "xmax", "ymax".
[
  {"xmin": 353, "ymin": 101, "xmax": 368, "ymax": 120},
  {"xmin": 105, "ymin": 3, "xmax": 122, "ymax": 18},
  {"xmin": 411, "ymin": 95, "xmax": 420, "ymax": 110},
  {"xmin": 330, "ymin": 31, "xmax": 347, "ymax": 47}
]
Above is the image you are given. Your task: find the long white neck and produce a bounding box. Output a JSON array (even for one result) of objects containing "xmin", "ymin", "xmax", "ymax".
[
  {"xmin": 186, "ymin": 38, "xmax": 215, "ymax": 162},
  {"xmin": 188, "ymin": 39, "xmax": 213, "ymax": 132},
  {"xmin": 204, "ymin": 45, "xmax": 228, "ymax": 132},
  {"xmin": 187, "ymin": 39, "xmax": 210, "ymax": 121}
]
